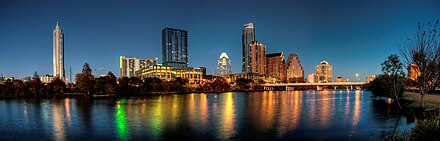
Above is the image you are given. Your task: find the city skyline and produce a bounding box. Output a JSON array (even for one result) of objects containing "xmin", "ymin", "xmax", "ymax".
[{"xmin": 1, "ymin": 0, "xmax": 440, "ymax": 81}]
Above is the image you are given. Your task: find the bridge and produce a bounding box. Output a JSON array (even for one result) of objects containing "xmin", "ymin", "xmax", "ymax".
[{"xmin": 260, "ymin": 82, "xmax": 367, "ymax": 91}]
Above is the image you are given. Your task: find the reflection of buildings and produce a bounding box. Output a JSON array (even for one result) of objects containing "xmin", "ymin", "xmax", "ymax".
[
  {"xmin": 53, "ymin": 22, "xmax": 65, "ymax": 81},
  {"xmin": 242, "ymin": 23, "xmax": 256, "ymax": 73},
  {"xmin": 307, "ymin": 74, "xmax": 319, "ymax": 83},
  {"xmin": 216, "ymin": 52, "xmax": 232, "ymax": 76},
  {"xmin": 366, "ymin": 75, "xmax": 376, "ymax": 83},
  {"xmin": 286, "ymin": 53, "xmax": 304, "ymax": 83},
  {"xmin": 162, "ymin": 28, "xmax": 188, "ymax": 69},
  {"xmin": 336, "ymin": 77, "xmax": 347, "ymax": 82},
  {"xmin": 136, "ymin": 65, "xmax": 203, "ymax": 84},
  {"xmin": 315, "ymin": 60, "xmax": 333, "ymax": 83},
  {"xmin": 266, "ymin": 53, "xmax": 286, "ymax": 82},
  {"xmin": 407, "ymin": 64, "xmax": 419, "ymax": 81},
  {"xmin": 120, "ymin": 56, "xmax": 158, "ymax": 78}
]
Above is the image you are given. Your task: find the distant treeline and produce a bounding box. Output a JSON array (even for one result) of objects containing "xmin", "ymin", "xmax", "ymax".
[{"xmin": 0, "ymin": 63, "xmax": 254, "ymax": 98}]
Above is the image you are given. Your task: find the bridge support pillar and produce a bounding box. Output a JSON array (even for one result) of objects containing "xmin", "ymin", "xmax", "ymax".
[
  {"xmin": 350, "ymin": 85, "xmax": 353, "ymax": 90},
  {"xmin": 333, "ymin": 86, "xmax": 337, "ymax": 90},
  {"xmin": 316, "ymin": 86, "xmax": 322, "ymax": 91}
]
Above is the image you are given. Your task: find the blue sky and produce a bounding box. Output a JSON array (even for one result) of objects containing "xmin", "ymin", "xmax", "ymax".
[{"xmin": 0, "ymin": 0, "xmax": 439, "ymax": 81}]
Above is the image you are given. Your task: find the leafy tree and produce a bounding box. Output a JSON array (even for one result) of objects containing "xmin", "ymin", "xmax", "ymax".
[
  {"xmin": 30, "ymin": 71, "xmax": 44, "ymax": 97},
  {"xmin": 381, "ymin": 54, "xmax": 406, "ymax": 109},
  {"xmin": 105, "ymin": 71, "xmax": 117, "ymax": 94},
  {"xmin": 212, "ymin": 78, "xmax": 230, "ymax": 92},
  {"xmin": 401, "ymin": 20, "xmax": 440, "ymax": 108},
  {"xmin": 76, "ymin": 63, "xmax": 95, "ymax": 95},
  {"xmin": 51, "ymin": 77, "xmax": 66, "ymax": 95},
  {"xmin": 12, "ymin": 80, "xmax": 24, "ymax": 97}
]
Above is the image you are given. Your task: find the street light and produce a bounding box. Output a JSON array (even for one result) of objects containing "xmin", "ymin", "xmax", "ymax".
[{"xmin": 355, "ymin": 73, "xmax": 359, "ymax": 82}]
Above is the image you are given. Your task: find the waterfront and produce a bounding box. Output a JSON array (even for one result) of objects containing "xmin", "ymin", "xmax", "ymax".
[{"xmin": 0, "ymin": 90, "xmax": 414, "ymax": 140}]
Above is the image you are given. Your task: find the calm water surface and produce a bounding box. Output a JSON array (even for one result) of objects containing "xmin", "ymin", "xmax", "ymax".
[{"xmin": 0, "ymin": 90, "xmax": 414, "ymax": 140}]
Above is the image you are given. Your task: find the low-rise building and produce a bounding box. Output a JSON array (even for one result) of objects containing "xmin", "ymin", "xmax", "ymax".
[
  {"xmin": 336, "ymin": 77, "xmax": 347, "ymax": 83},
  {"xmin": 41, "ymin": 74, "xmax": 54, "ymax": 84},
  {"xmin": 136, "ymin": 65, "xmax": 203, "ymax": 84},
  {"xmin": 366, "ymin": 75, "xmax": 376, "ymax": 83},
  {"xmin": 307, "ymin": 74, "xmax": 319, "ymax": 83}
]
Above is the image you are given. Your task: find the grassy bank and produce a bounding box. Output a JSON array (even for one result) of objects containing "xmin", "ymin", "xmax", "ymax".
[{"xmin": 402, "ymin": 92, "xmax": 440, "ymax": 110}]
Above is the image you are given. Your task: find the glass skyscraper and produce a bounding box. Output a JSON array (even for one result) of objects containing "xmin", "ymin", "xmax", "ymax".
[
  {"xmin": 242, "ymin": 23, "xmax": 255, "ymax": 73},
  {"xmin": 53, "ymin": 22, "xmax": 65, "ymax": 81},
  {"xmin": 216, "ymin": 52, "xmax": 232, "ymax": 76},
  {"xmin": 162, "ymin": 28, "xmax": 188, "ymax": 69}
]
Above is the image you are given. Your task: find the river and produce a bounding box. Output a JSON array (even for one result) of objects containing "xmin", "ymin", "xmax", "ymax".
[{"xmin": 0, "ymin": 90, "xmax": 414, "ymax": 140}]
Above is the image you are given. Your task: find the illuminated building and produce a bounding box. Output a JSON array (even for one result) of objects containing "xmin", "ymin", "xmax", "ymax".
[
  {"xmin": 120, "ymin": 56, "xmax": 158, "ymax": 78},
  {"xmin": 407, "ymin": 64, "xmax": 419, "ymax": 81},
  {"xmin": 266, "ymin": 53, "xmax": 286, "ymax": 82},
  {"xmin": 162, "ymin": 28, "xmax": 188, "ymax": 69},
  {"xmin": 336, "ymin": 77, "xmax": 347, "ymax": 82},
  {"xmin": 41, "ymin": 74, "xmax": 54, "ymax": 84},
  {"xmin": 200, "ymin": 67, "xmax": 207, "ymax": 76},
  {"xmin": 216, "ymin": 52, "xmax": 232, "ymax": 76},
  {"xmin": 315, "ymin": 60, "xmax": 333, "ymax": 83},
  {"xmin": 286, "ymin": 53, "xmax": 304, "ymax": 83},
  {"xmin": 53, "ymin": 22, "xmax": 65, "ymax": 81},
  {"xmin": 242, "ymin": 23, "xmax": 256, "ymax": 73},
  {"xmin": 136, "ymin": 65, "xmax": 203, "ymax": 84},
  {"xmin": 366, "ymin": 75, "xmax": 376, "ymax": 83},
  {"xmin": 307, "ymin": 74, "xmax": 319, "ymax": 83},
  {"xmin": 249, "ymin": 41, "xmax": 266, "ymax": 74}
]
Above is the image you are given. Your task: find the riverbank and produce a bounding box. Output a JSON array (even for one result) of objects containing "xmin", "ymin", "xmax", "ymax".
[{"xmin": 402, "ymin": 92, "xmax": 440, "ymax": 110}]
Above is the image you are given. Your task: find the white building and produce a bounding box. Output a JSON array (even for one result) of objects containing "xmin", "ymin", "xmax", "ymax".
[{"xmin": 216, "ymin": 52, "xmax": 232, "ymax": 76}]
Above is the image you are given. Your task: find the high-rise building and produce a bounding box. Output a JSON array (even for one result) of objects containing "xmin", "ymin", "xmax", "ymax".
[
  {"xmin": 249, "ymin": 41, "xmax": 266, "ymax": 74},
  {"xmin": 266, "ymin": 53, "xmax": 285, "ymax": 82},
  {"xmin": 242, "ymin": 23, "xmax": 256, "ymax": 73},
  {"xmin": 53, "ymin": 22, "xmax": 65, "ymax": 81},
  {"xmin": 120, "ymin": 56, "xmax": 158, "ymax": 78},
  {"xmin": 216, "ymin": 52, "xmax": 232, "ymax": 76},
  {"xmin": 285, "ymin": 53, "xmax": 304, "ymax": 83},
  {"xmin": 162, "ymin": 28, "xmax": 188, "ymax": 69},
  {"xmin": 315, "ymin": 60, "xmax": 333, "ymax": 83}
]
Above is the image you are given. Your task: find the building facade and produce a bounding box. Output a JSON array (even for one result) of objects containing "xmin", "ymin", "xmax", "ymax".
[
  {"xmin": 41, "ymin": 74, "xmax": 54, "ymax": 84},
  {"xmin": 407, "ymin": 64, "xmax": 419, "ymax": 81},
  {"xmin": 366, "ymin": 75, "xmax": 376, "ymax": 83},
  {"xmin": 266, "ymin": 53, "xmax": 285, "ymax": 82},
  {"xmin": 216, "ymin": 52, "xmax": 232, "ymax": 76},
  {"xmin": 249, "ymin": 41, "xmax": 266, "ymax": 74},
  {"xmin": 120, "ymin": 56, "xmax": 158, "ymax": 78},
  {"xmin": 315, "ymin": 60, "xmax": 333, "ymax": 83},
  {"xmin": 136, "ymin": 65, "xmax": 203, "ymax": 84},
  {"xmin": 162, "ymin": 28, "xmax": 188, "ymax": 69},
  {"xmin": 286, "ymin": 53, "xmax": 304, "ymax": 83},
  {"xmin": 307, "ymin": 74, "xmax": 319, "ymax": 83},
  {"xmin": 336, "ymin": 77, "xmax": 347, "ymax": 82},
  {"xmin": 53, "ymin": 22, "xmax": 65, "ymax": 81},
  {"xmin": 242, "ymin": 23, "xmax": 256, "ymax": 73}
]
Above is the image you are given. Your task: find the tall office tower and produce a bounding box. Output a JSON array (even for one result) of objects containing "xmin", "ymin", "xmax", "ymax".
[
  {"xmin": 249, "ymin": 41, "xmax": 266, "ymax": 74},
  {"xmin": 216, "ymin": 52, "xmax": 232, "ymax": 76},
  {"xmin": 242, "ymin": 23, "xmax": 256, "ymax": 73},
  {"xmin": 315, "ymin": 60, "xmax": 333, "ymax": 83},
  {"xmin": 162, "ymin": 28, "xmax": 188, "ymax": 69},
  {"xmin": 285, "ymin": 53, "xmax": 304, "ymax": 83},
  {"xmin": 266, "ymin": 53, "xmax": 286, "ymax": 82},
  {"xmin": 120, "ymin": 56, "xmax": 158, "ymax": 78},
  {"xmin": 53, "ymin": 22, "xmax": 65, "ymax": 81}
]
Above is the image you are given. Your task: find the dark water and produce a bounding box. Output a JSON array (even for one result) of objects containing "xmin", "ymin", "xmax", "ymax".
[{"xmin": 0, "ymin": 90, "xmax": 414, "ymax": 141}]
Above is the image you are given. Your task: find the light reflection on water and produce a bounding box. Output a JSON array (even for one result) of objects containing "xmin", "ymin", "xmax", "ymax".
[{"xmin": 0, "ymin": 91, "xmax": 415, "ymax": 140}]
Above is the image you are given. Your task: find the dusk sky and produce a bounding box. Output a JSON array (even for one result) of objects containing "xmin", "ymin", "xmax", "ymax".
[{"xmin": 1, "ymin": 0, "xmax": 439, "ymax": 81}]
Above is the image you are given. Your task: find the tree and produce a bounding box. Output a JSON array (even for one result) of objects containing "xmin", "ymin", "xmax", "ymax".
[
  {"xmin": 381, "ymin": 54, "xmax": 406, "ymax": 109},
  {"xmin": 30, "ymin": 71, "xmax": 44, "ymax": 97},
  {"xmin": 76, "ymin": 63, "xmax": 95, "ymax": 95},
  {"xmin": 401, "ymin": 20, "xmax": 440, "ymax": 108},
  {"xmin": 51, "ymin": 77, "xmax": 66, "ymax": 96},
  {"xmin": 105, "ymin": 71, "xmax": 117, "ymax": 94}
]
